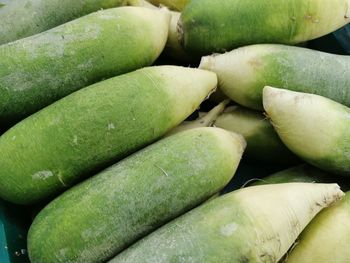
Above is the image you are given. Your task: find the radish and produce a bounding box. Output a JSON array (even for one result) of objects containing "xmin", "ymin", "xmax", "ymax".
[{"xmin": 263, "ymin": 86, "xmax": 350, "ymax": 176}]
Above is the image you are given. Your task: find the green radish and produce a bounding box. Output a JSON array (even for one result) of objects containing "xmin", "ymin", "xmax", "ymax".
[
  {"xmin": 110, "ymin": 183, "xmax": 344, "ymax": 263},
  {"xmin": 0, "ymin": 7, "xmax": 170, "ymax": 126},
  {"xmin": 214, "ymin": 105, "xmax": 299, "ymax": 164},
  {"xmin": 28, "ymin": 127, "xmax": 245, "ymax": 263},
  {"xmin": 147, "ymin": 0, "xmax": 189, "ymax": 10},
  {"xmin": 0, "ymin": 0, "xmax": 128, "ymax": 45},
  {"xmin": 0, "ymin": 66, "xmax": 217, "ymax": 205},
  {"xmin": 165, "ymin": 99, "xmax": 229, "ymax": 136},
  {"xmin": 200, "ymin": 44, "xmax": 350, "ymax": 110},
  {"xmin": 251, "ymin": 164, "xmax": 350, "ymax": 191},
  {"xmin": 253, "ymin": 164, "xmax": 334, "ymax": 185},
  {"xmin": 179, "ymin": 0, "xmax": 350, "ymax": 55},
  {"xmin": 263, "ymin": 86, "xmax": 350, "ymax": 176},
  {"xmin": 287, "ymin": 192, "xmax": 350, "ymax": 263}
]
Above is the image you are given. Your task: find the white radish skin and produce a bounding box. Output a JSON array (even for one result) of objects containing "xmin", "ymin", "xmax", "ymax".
[
  {"xmin": 263, "ymin": 86, "xmax": 350, "ymax": 176},
  {"xmin": 199, "ymin": 44, "xmax": 350, "ymax": 110},
  {"xmin": 110, "ymin": 183, "xmax": 344, "ymax": 263},
  {"xmin": 287, "ymin": 192, "xmax": 350, "ymax": 263}
]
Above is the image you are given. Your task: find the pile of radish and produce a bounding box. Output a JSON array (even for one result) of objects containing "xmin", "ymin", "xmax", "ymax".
[{"xmin": 1, "ymin": 0, "xmax": 350, "ymax": 262}]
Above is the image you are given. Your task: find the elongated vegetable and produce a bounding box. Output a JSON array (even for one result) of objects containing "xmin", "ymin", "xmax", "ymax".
[
  {"xmin": 253, "ymin": 164, "xmax": 333, "ymax": 185},
  {"xmin": 0, "ymin": 7, "xmax": 170, "ymax": 126},
  {"xmin": 165, "ymin": 99, "xmax": 229, "ymax": 136},
  {"xmin": 147, "ymin": 0, "xmax": 189, "ymax": 10},
  {"xmin": 179, "ymin": 0, "xmax": 350, "ymax": 55},
  {"xmin": 252, "ymin": 164, "xmax": 350, "ymax": 191},
  {"xmin": 110, "ymin": 183, "xmax": 344, "ymax": 263},
  {"xmin": 0, "ymin": 66, "xmax": 217, "ymax": 205},
  {"xmin": 214, "ymin": 106, "xmax": 299, "ymax": 164},
  {"xmin": 287, "ymin": 191, "xmax": 350, "ymax": 263},
  {"xmin": 200, "ymin": 44, "xmax": 350, "ymax": 110},
  {"xmin": 28, "ymin": 127, "xmax": 245, "ymax": 263},
  {"xmin": 0, "ymin": 0, "xmax": 128, "ymax": 45},
  {"xmin": 263, "ymin": 86, "xmax": 350, "ymax": 176}
]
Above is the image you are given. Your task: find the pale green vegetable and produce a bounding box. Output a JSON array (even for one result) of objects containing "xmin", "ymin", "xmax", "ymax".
[
  {"xmin": 110, "ymin": 183, "xmax": 344, "ymax": 262},
  {"xmin": 263, "ymin": 86, "xmax": 350, "ymax": 176},
  {"xmin": 180, "ymin": 0, "xmax": 350, "ymax": 55},
  {"xmin": 28, "ymin": 127, "xmax": 245, "ymax": 263},
  {"xmin": 0, "ymin": 7, "xmax": 170, "ymax": 126},
  {"xmin": 252, "ymin": 164, "xmax": 350, "ymax": 191},
  {"xmin": 0, "ymin": 0, "xmax": 127, "ymax": 45},
  {"xmin": 287, "ymin": 192, "xmax": 350, "ymax": 263},
  {"xmin": 200, "ymin": 44, "xmax": 350, "ymax": 110},
  {"xmin": 0, "ymin": 66, "xmax": 217, "ymax": 204},
  {"xmin": 215, "ymin": 105, "xmax": 299, "ymax": 164}
]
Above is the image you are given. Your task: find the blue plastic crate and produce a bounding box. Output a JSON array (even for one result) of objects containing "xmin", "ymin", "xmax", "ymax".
[
  {"xmin": 0, "ymin": 200, "xmax": 30, "ymax": 263},
  {"xmin": 334, "ymin": 24, "xmax": 350, "ymax": 53}
]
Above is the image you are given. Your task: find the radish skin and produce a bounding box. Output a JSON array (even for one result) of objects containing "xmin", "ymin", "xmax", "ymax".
[
  {"xmin": 200, "ymin": 44, "xmax": 350, "ymax": 110},
  {"xmin": 287, "ymin": 192, "xmax": 350, "ymax": 263},
  {"xmin": 28, "ymin": 127, "xmax": 245, "ymax": 263},
  {"xmin": 215, "ymin": 105, "xmax": 299, "ymax": 164},
  {"xmin": 179, "ymin": 0, "xmax": 350, "ymax": 55},
  {"xmin": 0, "ymin": 66, "xmax": 217, "ymax": 204},
  {"xmin": 0, "ymin": 7, "xmax": 170, "ymax": 126},
  {"xmin": 110, "ymin": 183, "xmax": 344, "ymax": 262},
  {"xmin": 263, "ymin": 86, "xmax": 350, "ymax": 176},
  {"xmin": 251, "ymin": 164, "xmax": 350, "ymax": 192},
  {"xmin": 0, "ymin": 0, "xmax": 127, "ymax": 45}
]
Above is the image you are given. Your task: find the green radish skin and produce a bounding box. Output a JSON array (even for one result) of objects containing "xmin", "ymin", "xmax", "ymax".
[
  {"xmin": 165, "ymin": 99, "xmax": 229, "ymax": 136},
  {"xmin": 110, "ymin": 183, "xmax": 344, "ymax": 263},
  {"xmin": 200, "ymin": 44, "xmax": 350, "ymax": 110},
  {"xmin": 147, "ymin": 0, "xmax": 189, "ymax": 10},
  {"xmin": 0, "ymin": 7, "xmax": 170, "ymax": 126},
  {"xmin": 263, "ymin": 86, "xmax": 350, "ymax": 176},
  {"xmin": 251, "ymin": 164, "xmax": 350, "ymax": 191},
  {"xmin": 214, "ymin": 106, "xmax": 299, "ymax": 165},
  {"xmin": 27, "ymin": 127, "xmax": 246, "ymax": 263},
  {"xmin": 0, "ymin": 0, "xmax": 128, "ymax": 45},
  {"xmin": 0, "ymin": 66, "xmax": 217, "ymax": 205},
  {"xmin": 179, "ymin": 0, "xmax": 350, "ymax": 55},
  {"xmin": 287, "ymin": 192, "xmax": 350, "ymax": 263}
]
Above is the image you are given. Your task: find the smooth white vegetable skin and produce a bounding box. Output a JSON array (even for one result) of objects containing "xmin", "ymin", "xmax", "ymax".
[
  {"xmin": 263, "ymin": 86, "xmax": 350, "ymax": 175},
  {"xmin": 287, "ymin": 192, "xmax": 350, "ymax": 263}
]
